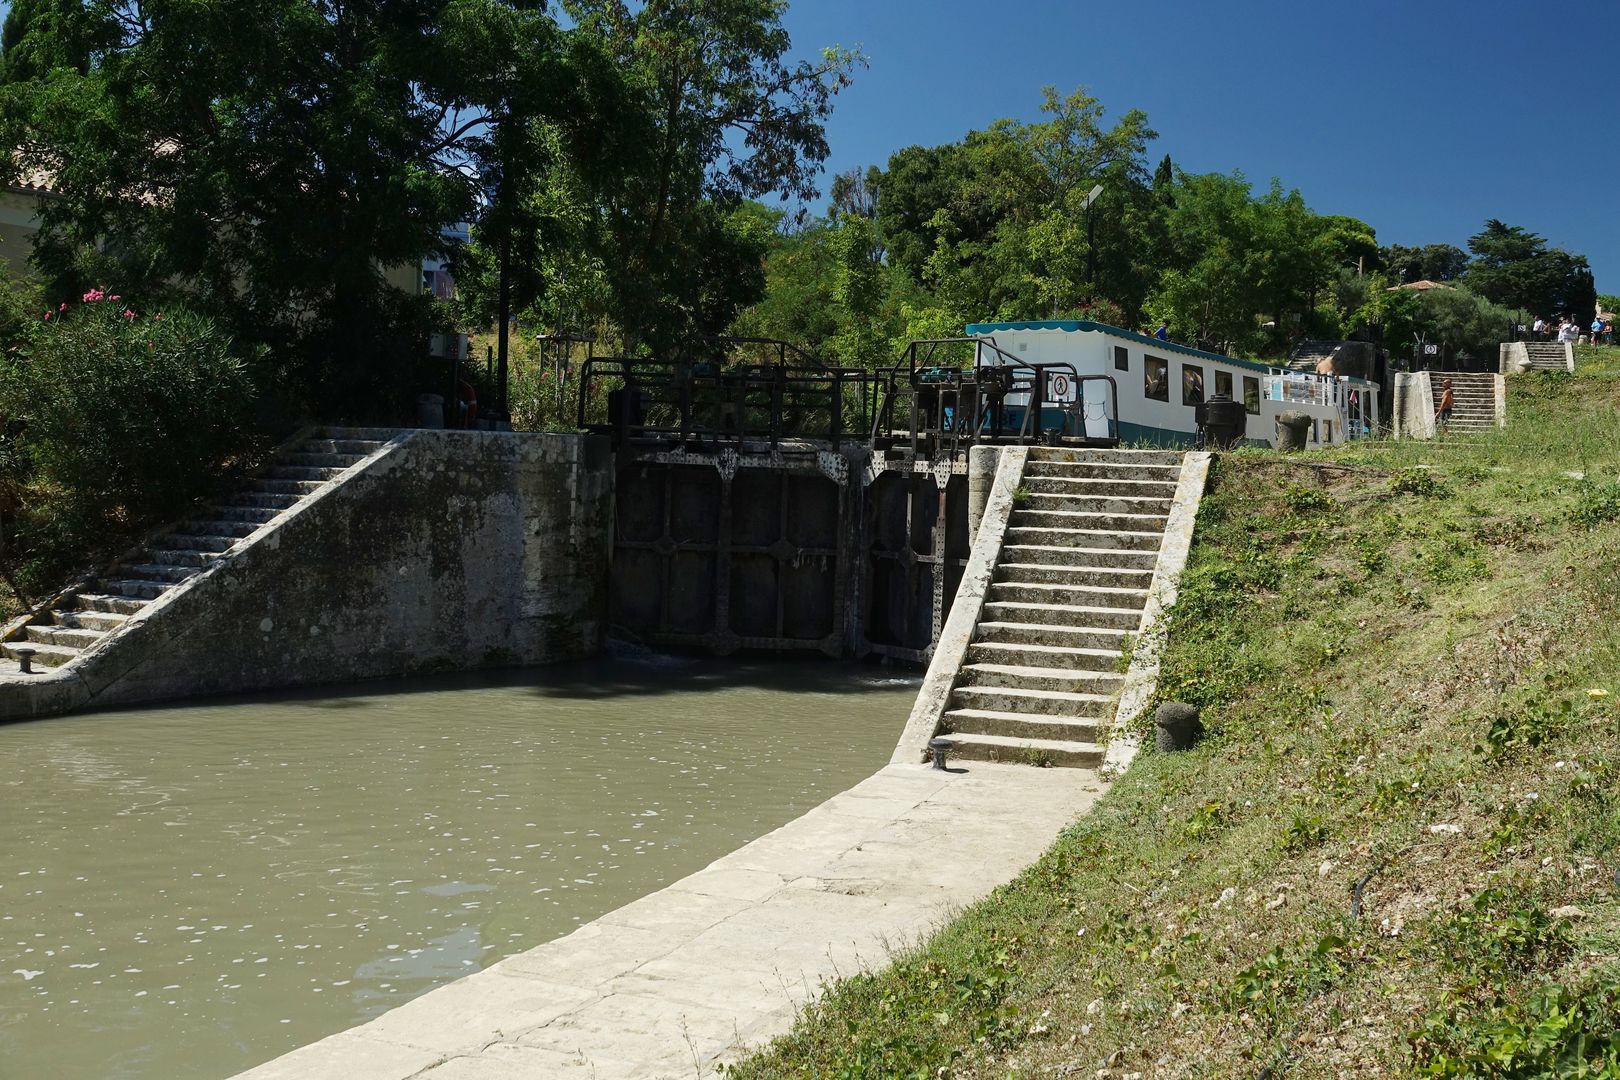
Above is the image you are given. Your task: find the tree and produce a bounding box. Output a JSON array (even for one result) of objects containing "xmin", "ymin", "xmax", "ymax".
[
  {"xmin": 561, "ymin": 0, "xmax": 862, "ymax": 353},
  {"xmin": 1382, "ymin": 242, "xmax": 1468, "ymax": 283},
  {"xmin": 1464, "ymin": 219, "xmax": 1595, "ymax": 322},
  {"xmin": 827, "ymin": 215, "xmax": 886, "ymax": 368},
  {"xmin": 0, "ymin": 0, "xmax": 587, "ymax": 415}
]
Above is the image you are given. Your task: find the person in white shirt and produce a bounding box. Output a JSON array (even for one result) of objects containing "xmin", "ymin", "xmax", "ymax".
[
  {"xmin": 1557, "ymin": 319, "xmax": 1579, "ymax": 344},
  {"xmin": 1532, "ymin": 316, "xmax": 1547, "ymax": 340}
]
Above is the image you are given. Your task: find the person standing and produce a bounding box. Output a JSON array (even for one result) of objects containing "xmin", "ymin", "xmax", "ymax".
[
  {"xmin": 1435, "ymin": 378, "xmax": 1454, "ymax": 428},
  {"xmin": 1533, "ymin": 315, "xmax": 1547, "ymax": 340}
]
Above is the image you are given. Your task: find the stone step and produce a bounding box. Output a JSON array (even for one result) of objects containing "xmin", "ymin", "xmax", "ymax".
[
  {"xmin": 183, "ymin": 520, "xmax": 260, "ymax": 539},
  {"xmin": 942, "ymin": 709, "xmax": 1104, "ymax": 743},
  {"xmin": 201, "ymin": 506, "xmax": 283, "ymax": 525},
  {"xmin": 951, "ymin": 684, "xmax": 1116, "ymax": 718},
  {"xmin": 979, "ymin": 602, "xmax": 1144, "ymax": 631},
  {"xmin": 224, "ymin": 491, "xmax": 302, "ymax": 510},
  {"xmin": 1024, "ymin": 476, "xmax": 1179, "ymax": 498},
  {"xmin": 1003, "ymin": 527, "xmax": 1165, "ymax": 552},
  {"xmin": 49, "ymin": 608, "xmax": 127, "ymax": 632},
  {"xmin": 163, "ymin": 534, "xmax": 239, "ymax": 553},
  {"xmin": 1023, "ymin": 460, "xmax": 1180, "ymax": 483},
  {"xmin": 25, "ymin": 624, "xmax": 105, "ymax": 649},
  {"xmin": 1028, "ymin": 448, "xmax": 1183, "ymax": 466},
  {"xmin": 3, "ymin": 640, "xmax": 81, "ymax": 668},
  {"xmin": 312, "ymin": 426, "xmax": 399, "ymax": 441},
  {"xmin": 249, "ymin": 478, "xmax": 325, "ymax": 496},
  {"xmin": 995, "ymin": 563, "xmax": 1153, "ymax": 590},
  {"xmin": 959, "ymin": 663, "xmax": 1124, "ymax": 695},
  {"xmin": 145, "ymin": 548, "xmax": 225, "ymax": 568},
  {"xmin": 966, "ymin": 641, "xmax": 1122, "ymax": 671},
  {"xmin": 974, "ymin": 622, "xmax": 1132, "ymax": 650},
  {"xmin": 94, "ymin": 578, "xmax": 174, "ymax": 601},
  {"xmin": 299, "ymin": 439, "xmax": 386, "ymax": 456},
  {"xmin": 266, "ymin": 466, "xmax": 340, "ymax": 482},
  {"xmin": 114, "ymin": 563, "xmax": 200, "ymax": 584},
  {"xmin": 69, "ymin": 593, "xmax": 146, "ymax": 615},
  {"xmin": 1021, "ymin": 493, "xmax": 1174, "ymax": 516},
  {"xmin": 1010, "ymin": 509, "xmax": 1170, "ymax": 533},
  {"xmin": 999, "ymin": 544, "xmax": 1160, "ymax": 570},
  {"xmin": 937, "ymin": 732, "xmax": 1104, "ymax": 769},
  {"xmin": 987, "ymin": 581, "xmax": 1149, "ymax": 610},
  {"xmin": 278, "ymin": 452, "xmax": 366, "ymax": 470}
]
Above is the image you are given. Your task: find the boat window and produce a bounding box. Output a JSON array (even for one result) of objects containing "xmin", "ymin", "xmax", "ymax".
[
  {"xmin": 1243, "ymin": 376, "xmax": 1260, "ymax": 414},
  {"xmin": 1144, "ymin": 355, "xmax": 1168, "ymax": 401},
  {"xmin": 1215, "ymin": 370, "xmax": 1233, "ymax": 398},
  {"xmin": 1182, "ymin": 364, "xmax": 1205, "ymax": 407},
  {"xmin": 1114, "ymin": 345, "xmax": 1129, "ymax": 371}
]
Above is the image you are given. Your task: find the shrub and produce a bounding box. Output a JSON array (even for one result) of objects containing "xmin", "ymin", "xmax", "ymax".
[{"xmin": 0, "ymin": 292, "xmax": 264, "ymax": 587}]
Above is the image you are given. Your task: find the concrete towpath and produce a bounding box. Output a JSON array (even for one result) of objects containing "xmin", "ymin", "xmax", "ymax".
[{"xmin": 235, "ymin": 762, "xmax": 1102, "ymax": 1079}]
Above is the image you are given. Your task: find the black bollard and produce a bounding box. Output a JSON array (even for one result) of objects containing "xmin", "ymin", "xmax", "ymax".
[
  {"xmin": 14, "ymin": 645, "xmax": 37, "ymax": 675},
  {"xmin": 928, "ymin": 737, "xmax": 955, "ymax": 770},
  {"xmin": 1155, "ymin": 702, "xmax": 1202, "ymax": 752}
]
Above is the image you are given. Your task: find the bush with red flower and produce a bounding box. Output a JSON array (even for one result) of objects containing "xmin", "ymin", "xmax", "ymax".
[{"xmin": 0, "ymin": 287, "xmax": 265, "ymax": 596}]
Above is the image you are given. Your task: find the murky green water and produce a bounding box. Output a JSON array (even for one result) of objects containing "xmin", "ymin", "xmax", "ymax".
[{"xmin": 0, "ymin": 659, "xmax": 915, "ymax": 1080}]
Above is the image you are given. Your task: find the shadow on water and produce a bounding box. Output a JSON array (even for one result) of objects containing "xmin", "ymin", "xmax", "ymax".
[{"xmin": 31, "ymin": 651, "xmax": 923, "ymax": 724}]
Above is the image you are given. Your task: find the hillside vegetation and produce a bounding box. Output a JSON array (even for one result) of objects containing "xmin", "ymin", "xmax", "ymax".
[{"xmin": 727, "ymin": 348, "xmax": 1620, "ymax": 1078}]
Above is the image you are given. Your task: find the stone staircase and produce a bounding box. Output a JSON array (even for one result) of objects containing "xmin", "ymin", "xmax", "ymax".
[
  {"xmin": 1523, "ymin": 342, "xmax": 1573, "ymax": 371},
  {"xmin": 938, "ymin": 447, "xmax": 1182, "ymax": 768},
  {"xmin": 1429, "ymin": 372, "xmax": 1499, "ymax": 432},
  {"xmin": 1, "ymin": 429, "xmax": 396, "ymax": 672}
]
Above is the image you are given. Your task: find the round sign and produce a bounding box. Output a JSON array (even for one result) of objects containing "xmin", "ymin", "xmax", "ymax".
[{"xmin": 1050, "ymin": 374, "xmax": 1071, "ymax": 397}]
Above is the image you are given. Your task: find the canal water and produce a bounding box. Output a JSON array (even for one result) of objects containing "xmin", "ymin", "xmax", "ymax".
[{"xmin": 0, "ymin": 658, "xmax": 916, "ymax": 1080}]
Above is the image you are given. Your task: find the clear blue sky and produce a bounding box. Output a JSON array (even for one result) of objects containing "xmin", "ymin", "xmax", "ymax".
[
  {"xmin": 780, "ymin": 0, "xmax": 1616, "ymax": 291},
  {"xmin": 2, "ymin": 0, "xmax": 1609, "ymax": 288}
]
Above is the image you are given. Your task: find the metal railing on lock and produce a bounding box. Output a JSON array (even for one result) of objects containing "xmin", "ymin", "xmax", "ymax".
[
  {"xmin": 867, "ymin": 337, "xmax": 1121, "ymax": 457},
  {"xmin": 576, "ymin": 339, "xmax": 872, "ymax": 449}
]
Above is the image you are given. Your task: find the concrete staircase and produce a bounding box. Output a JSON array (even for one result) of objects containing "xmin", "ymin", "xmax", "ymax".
[
  {"xmin": 1524, "ymin": 342, "xmax": 1574, "ymax": 371},
  {"xmin": 939, "ymin": 448, "xmax": 1182, "ymax": 768},
  {"xmin": 1, "ymin": 429, "xmax": 395, "ymax": 672},
  {"xmin": 1429, "ymin": 372, "xmax": 1499, "ymax": 432}
]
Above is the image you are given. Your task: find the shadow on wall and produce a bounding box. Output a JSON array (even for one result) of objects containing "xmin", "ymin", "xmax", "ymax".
[{"xmin": 69, "ymin": 655, "xmax": 919, "ymax": 719}]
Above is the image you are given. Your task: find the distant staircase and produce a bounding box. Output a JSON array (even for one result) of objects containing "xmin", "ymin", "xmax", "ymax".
[
  {"xmin": 1523, "ymin": 341, "xmax": 1574, "ymax": 371},
  {"xmin": 1430, "ymin": 372, "xmax": 1500, "ymax": 433},
  {"xmin": 2, "ymin": 429, "xmax": 396, "ymax": 672},
  {"xmin": 939, "ymin": 448, "xmax": 1182, "ymax": 768}
]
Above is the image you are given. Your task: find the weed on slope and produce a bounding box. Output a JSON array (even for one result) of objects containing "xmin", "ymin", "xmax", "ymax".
[{"xmin": 726, "ymin": 347, "xmax": 1620, "ymax": 1079}]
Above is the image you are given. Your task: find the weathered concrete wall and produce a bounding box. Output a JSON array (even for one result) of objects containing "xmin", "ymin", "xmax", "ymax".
[
  {"xmin": 1391, "ymin": 371, "xmax": 1436, "ymax": 440},
  {"xmin": 0, "ymin": 431, "xmax": 613, "ymax": 717}
]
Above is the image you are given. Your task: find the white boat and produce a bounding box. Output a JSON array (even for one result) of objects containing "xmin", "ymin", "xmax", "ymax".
[{"xmin": 965, "ymin": 319, "xmax": 1380, "ymax": 448}]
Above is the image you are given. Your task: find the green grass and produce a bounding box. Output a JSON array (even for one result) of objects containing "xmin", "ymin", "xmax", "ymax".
[{"xmin": 725, "ymin": 346, "xmax": 1620, "ymax": 1078}]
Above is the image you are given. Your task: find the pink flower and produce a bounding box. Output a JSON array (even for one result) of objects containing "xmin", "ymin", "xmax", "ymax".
[
  {"xmin": 42, "ymin": 311, "xmax": 51, "ymax": 321},
  {"xmin": 154, "ymin": 313, "xmax": 163, "ymax": 321},
  {"xmin": 123, "ymin": 309, "xmax": 136, "ymax": 319},
  {"xmin": 58, "ymin": 302, "xmax": 67, "ymax": 312},
  {"xmin": 82, "ymin": 288, "xmax": 104, "ymax": 303},
  {"xmin": 109, "ymin": 295, "xmax": 121, "ymax": 302}
]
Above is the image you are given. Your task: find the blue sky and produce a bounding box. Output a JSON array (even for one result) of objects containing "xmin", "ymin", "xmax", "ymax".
[
  {"xmin": 2, "ymin": 0, "xmax": 1610, "ymax": 288},
  {"xmin": 780, "ymin": 0, "xmax": 1616, "ymax": 290}
]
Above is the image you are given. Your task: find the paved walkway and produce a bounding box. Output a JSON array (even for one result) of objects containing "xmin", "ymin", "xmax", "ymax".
[{"xmin": 235, "ymin": 762, "xmax": 1102, "ymax": 1079}]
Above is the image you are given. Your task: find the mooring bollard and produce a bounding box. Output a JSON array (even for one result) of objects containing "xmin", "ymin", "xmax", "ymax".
[
  {"xmin": 1155, "ymin": 701, "xmax": 1202, "ymax": 752},
  {"xmin": 14, "ymin": 646, "xmax": 37, "ymax": 675},
  {"xmin": 928, "ymin": 737, "xmax": 954, "ymax": 770}
]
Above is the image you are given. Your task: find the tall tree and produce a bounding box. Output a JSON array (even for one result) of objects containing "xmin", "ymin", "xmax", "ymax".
[
  {"xmin": 561, "ymin": 0, "xmax": 862, "ymax": 352},
  {"xmin": 0, "ymin": 0, "xmax": 588, "ymax": 415},
  {"xmin": 1464, "ymin": 219, "xmax": 1596, "ymax": 321}
]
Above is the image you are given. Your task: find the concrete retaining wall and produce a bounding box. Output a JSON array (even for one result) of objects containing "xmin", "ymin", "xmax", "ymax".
[
  {"xmin": 0, "ymin": 431, "xmax": 613, "ymax": 718},
  {"xmin": 1392, "ymin": 371, "xmax": 1436, "ymax": 440}
]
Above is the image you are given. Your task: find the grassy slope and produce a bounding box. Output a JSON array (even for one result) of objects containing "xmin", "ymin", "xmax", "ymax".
[{"xmin": 727, "ymin": 348, "xmax": 1620, "ymax": 1079}]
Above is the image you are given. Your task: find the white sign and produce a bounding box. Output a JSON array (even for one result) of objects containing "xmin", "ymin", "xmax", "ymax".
[{"xmin": 1047, "ymin": 372, "xmax": 1075, "ymax": 402}]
